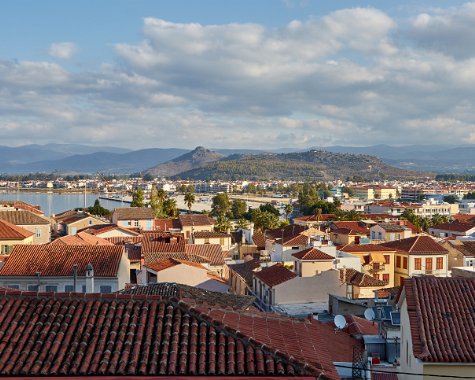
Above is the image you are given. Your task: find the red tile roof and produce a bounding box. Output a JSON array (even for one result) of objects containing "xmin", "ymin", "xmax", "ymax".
[
  {"xmin": 403, "ymin": 276, "xmax": 475, "ymax": 363},
  {"xmin": 382, "ymin": 235, "xmax": 448, "ymax": 255},
  {"xmin": 79, "ymin": 223, "xmax": 140, "ymax": 236},
  {"xmin": 331, "ymin": 221, "xmax": 369, "ymax": 235},
  {"xmin": 265, "ymin": 224, "xmax": 307, "ymax": 240},
  {"xmin": 340, "ymin": 268, "xmax": 387, "ymax": 287},
  {"xmin": 430, "ymin": 222, "xmax": 475, "ymax": 233},
  {"xmin": 50, "ymin": 232, "xmax": 114, "ymax": 246},
  {"xmin": 0, "ymin": 245, "xmax": 124, "ymax": 277},
  {"xmin": 154, "ymin": 218, "xmax": 181, "ymax": 231},
  {"xmin": 193, "ymin": 231, "xmax": 230, "ymax": 238},
  {"xmin": 293, "ymin": 214, "xmax": 337, "ymax": 222},
  {"xmin": 281, "ymin": 234, "xmax": 309, "ymax": 246},
  {"xmin": 185, "ymin": 244, "xmax": 224, "ymax": 266},
  {"xmin": 113, "ymin": 207, "xmax": 154, "ymax": 220},
  {"xmin": 292, "ymin": 247, "xmax": 334, "ymax": 261},
  {"xmin": 330, "ymin": 315, "xmax": 379, "ymax": 336},
  {"xmin": 451, "ymin": 213, "xmax": 475, "ymax": 224},
  {"xmin": 145, "ymin": 258, "xmax": 207, "ymax": 272},
  {"xmin": 339, "ymin": 244, "xmax": 395, "ymax": 253},
  {"xmin": 0, "ymin": 210, "xmax": 50, "ymax": 225},
  {"xmin": 0, "ymin": 200, "xmax": 43, "ymax": 214},
  {"xmin": 202, "ymin": 306, "xmax": 348, "ymax": 379},
  {"xmin": 0, "ymin": 219, "xmax": 34, "ymax": 240},
  {"xmin": 252, "ymin": 232, "xmax": 266, "ymax": 249},
  {"xmin": 178, "ymin": 214, "xmax": 215, "ymax": 227},
  {"xmin": 0, "ymin": 290, "xmax": 324, "ymax": 377},
  {"xmin": 253, "ymin": 264, "xmax": 297, "ymax": 287}
]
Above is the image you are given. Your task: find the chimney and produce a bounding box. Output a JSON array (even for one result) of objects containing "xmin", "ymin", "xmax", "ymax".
[{"xmin": 85, "ymin": 263, "xmax": 94, "ymax": 293}]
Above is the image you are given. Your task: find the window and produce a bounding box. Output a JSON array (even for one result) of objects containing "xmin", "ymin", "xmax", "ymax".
[
  {"xmin": 383, "ymin": 274, "xmax": 390, "ymax": 283},
  {"xmin": 371, "ymin": 231, "xmax": 376, "ymax": 239},
  {"xmin": 373, "ymin": 274, "xmax": 380, "ymax": 280},
  {"xmin": 384, "ymin": 255, "xmax": 390, "ymax": 264},
  {"xmin": 35, "ymin": 228, "xmax": 41, "ymax": 238},
  {"xmin": 27, "ymin": 284, "xmax": 39, "ymax": 291},
  {"xmin": 396, "ymin": 256, "xmax": 401, "ymax": 268},
  {"xmin": 220, "ymin": 238, "xmax": 224, "ymax": 245},
  {"xmin": 292, "ymin": 246, "xmax": 300, "ymax": 250},
  {"xmin": 7, "ymin": 284, "xmax": 20, "ymax": 289},
  {"xmin": 134, "ymin": 220, "xmax": 140, "ymax": 227},
  {"xmin": 204, "ymin": 238, "xmax": 210, "ymax": 244},
  {"xmin": 425, "ymin": 258, "xmax": 433, "ymax": 271},
  {"xmin": 0, "ymin": 245, "xmax": 12, "ymax": 254},
  {"xmin": 128, "ymin": 221, "xmax": 132, "ymax": 226},
  {"xmin": 45, "ymin": 285, "xmax": 58, "ymax": 292},
  {"xmin": 414, "ymin": 258, "xmax": 421, "ymax": 270},
  {"xmin": 65, "ymin": 285, "xmax": 74, "ymax": 292},
  {"xmin": 82, "ymin": 285, "xmax": 87, "ymax": 292},
  {"xmin": 373, "ymin": 262, "xmax": 380, "ymax": 270},
  {"xmin": 100, "ymin": 285, "xmax": 112, "ymax": 293},
  {"xmin": 436, "ymin": 257, "xmax": 443, "ymax": 270},
  {"xmin": 403, "ymin": 257, "xmax": 408, "ymax": 269}
]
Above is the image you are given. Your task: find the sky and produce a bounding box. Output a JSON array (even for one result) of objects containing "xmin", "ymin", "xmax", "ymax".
[{"xmin": 1, "ymin": 0, "xmax": 475, "ymax": 150}]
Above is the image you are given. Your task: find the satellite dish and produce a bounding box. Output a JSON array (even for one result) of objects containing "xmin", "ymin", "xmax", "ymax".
[
  {"xmin": 334, "ymin": 314, "xmax": 347, "ymax": 329},
  {"xmin": 364, "ymin": 308, "xmax": 376, "ymax": 321}
]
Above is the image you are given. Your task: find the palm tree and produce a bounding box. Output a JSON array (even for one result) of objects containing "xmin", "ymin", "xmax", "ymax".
[
  {"xmin": 163, "ymin": 198, "xmax": 178, "ymax": 217},
  {"xmin": 284, "ymin": 203, "xmax": 293, "ymax": 221},
  {"xmin": 184, "ymin": 191, "xmax": 196, "ymax": 213}
]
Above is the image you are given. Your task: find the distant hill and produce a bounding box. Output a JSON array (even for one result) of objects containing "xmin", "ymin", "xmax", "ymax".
[
  {"xmin": 1, "ymin": 148, "xmax": 188, "ymax": 174},
  {"xmin": 172, "ymin": 149, "xmax": 426, "ymax": 181},
  {"xmin": 145, "ymin": 146, "xmax": 224, "ymax": 177}
]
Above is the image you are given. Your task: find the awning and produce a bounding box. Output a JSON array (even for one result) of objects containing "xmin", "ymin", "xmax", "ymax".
[{"xmin": 370, "ymin": 252, "xmax": 386, "ymax": 263}]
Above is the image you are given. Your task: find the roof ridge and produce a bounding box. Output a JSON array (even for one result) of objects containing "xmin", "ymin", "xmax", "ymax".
[{"xmin": 408, "ymin": 235, "xmax": 420, "ymax": 252}]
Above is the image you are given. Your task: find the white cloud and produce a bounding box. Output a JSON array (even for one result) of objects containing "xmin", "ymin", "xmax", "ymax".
[
  {"xmin": 48, "ymin": 42, "xmax": 77, "ymax": 59},
  {"xmin": 2, "ymin": 4, "xmax": 475, "ymax": 149}
]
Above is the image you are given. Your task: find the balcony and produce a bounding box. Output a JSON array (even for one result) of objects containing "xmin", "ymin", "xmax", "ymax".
[{"xmin": 368, "ymin": 263, "xmax": 386, "ymax": 273}]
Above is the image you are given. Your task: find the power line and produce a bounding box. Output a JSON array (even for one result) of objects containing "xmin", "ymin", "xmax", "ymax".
[{"xmin": 332, "ymin": 364, "xmax": 475, "ymax": 379}]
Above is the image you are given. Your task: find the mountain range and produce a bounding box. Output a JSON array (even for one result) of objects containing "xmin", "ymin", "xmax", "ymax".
[{"xmin": 0, "ymin": 143, "xmax": 473, "ymax": 175}]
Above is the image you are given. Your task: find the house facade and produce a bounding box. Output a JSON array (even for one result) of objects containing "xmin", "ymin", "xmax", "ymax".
[
  {"xmin": 0, "ymin": 210, "xmax": 51, "ymax": 244},
  {"xmin": 112, "ymin": 207, "xmax": 155, "ymax": 230},
  {"xmin": 398, "ymin": 277, "xmax": 475, "ymax": 380}
]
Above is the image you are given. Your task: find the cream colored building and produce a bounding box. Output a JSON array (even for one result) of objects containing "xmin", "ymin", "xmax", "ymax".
[
  {"xmin": 0, "ymin": 220, "xmax": 34, "ymax": 255},
  {"xmin": 398, "ymin": 276, "xmax": 475, "ymax": 380}
]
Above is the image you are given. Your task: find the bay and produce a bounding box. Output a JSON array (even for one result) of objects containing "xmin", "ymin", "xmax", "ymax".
[{"xmin": 0, "ymin": 191, "xmax": 129, "ymax": 217}]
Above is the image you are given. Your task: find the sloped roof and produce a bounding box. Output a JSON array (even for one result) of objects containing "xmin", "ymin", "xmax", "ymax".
[
  {"xmin": 0, "ymin": 245, "xmax": 124, "ymax": 277},
  {"xmin": 0, "ymin": 289, "xmax": 324, "ymax": 377},
  {"xmin": 339, "ymin": 244, "xmax": 395, "ymax": 253},
  {"xmin": 448, "ymin": 240, "xmax": 475, "ymax": 257},
  {"xmin": 281, "ymin": 234, "xmax": 309, "ymax": 246},
  {"xmin": 430, "ymin": 222, "xmax": 475, "ymax": 233},
  {"xmin": 339, "ymin": 268, "xmax": 387, "ymax": 287},
  {"xmin": 253, "ymin": 264, "xmax": 297, "ymax": 288},
  {"xmin": 145, "ymin": 258, "xmax": 207, "ymax": 272},
  {"xmin": 331, "ymin": 221, "xmax": 369, "ymax": 235},
  {"xmin": 113, "ymin": 207, "xmax": 154, "ymax": 220},
  {"xmin": 193, "ymin": 231, "xmax": 231, "ymax": 238},
  {"xmin": 154, "ymin": 218, "xmax": 181, "ymax": 231},
  {"xmin": 0, "ymin": 210, "xmax": 50, "ymax": 225},
  {"xmin": 0, "ymin": 200, "xmax": 43, "ymax": 214},
  {"xmin": 228, "ymin": 260, "xmax": 261, "ymax": 286},
  {"xmin": 0, "ymin": 219, "xmax": 34, "ymax": 240},
  {"xmin": 403, "ymin": 276, "xmax": 475, "ymax": 363},
  {"xmin": 252, "ymin": 232, "xmax": 266, "ymax": 249},
  {"xmin": 376, "ymin": 223, "xmax": 409, "ymax": 232},
  {"xmin": 78, "ymin": 223, "xmax": 140, "ymax": 236},
  {"xmin": 381, "ymin": 235, "xmax": 448, "ymax": 255},
  {"xmin": 50, "ymin": 232, "xmax": 114, "ymax": 246},
  {"xmin": 292, "ymin": 247, "xmax": 334, "ymax": 261},
  {"xmin": 119, "ymin": 282, "xmax": 256, "ymax": 310},
  {"xmin": 265, "ymin": 224, "xmax": 307, "ymax": 240},
  {"xmin": 185, "ymin": 244, "xmax": 224, "ymax": 266},
  {"xmin": 293, "ymin": 214, "xmax": 337, "ymax": 223},
  {"xmin": 178, "ymin": 214, "xmax": 215, "ymax": 227}
]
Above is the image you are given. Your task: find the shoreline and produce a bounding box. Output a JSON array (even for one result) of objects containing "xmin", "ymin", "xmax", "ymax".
[{"xmin": 0, "ymin": 188, "xmax": 101, "ymax": 194}]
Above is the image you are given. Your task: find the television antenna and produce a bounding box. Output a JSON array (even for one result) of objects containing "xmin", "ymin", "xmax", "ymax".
[
  {"xmin": 364, "ymin": 308, "xmax": 376, "ymax": 321},
  {"xmin": 334, "ymin": 314, "xmax": 347, "ymax": 331}
]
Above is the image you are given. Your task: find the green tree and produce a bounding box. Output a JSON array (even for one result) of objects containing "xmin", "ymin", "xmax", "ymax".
[
  {"xmin": 215, "ymin": 214, "xmax": 232, "ymax": 232},
  {"xmin": 231, "ymin": 199, "xmax": 247, "ymax": 219},
  {"xmin": 163, "ymin": 198, "xmax": 178, "ymax": 217},
  {"xmin": 284, "ymin": 203, "xmax": 293, "ymax": 221},
  {"xmin": 341, "ymin": 186, "xmax": 355, "ymax": 197},
  {"xmin": 251, "ymin": 209, "xmax": 280, "ymax": 232},
  {"xmin": 464, "ymin": 192, "xmax": 475, "ymax": 199},
  {"xmin": 443, "ymin": 195, "xmax": 458, "ymax": 204},
  {"xmin": 431, "ymin": 213, "xmax": 449, "ymax": 226},
  {"xmin": 184, "ymin": 190, "xmax": 196, "ymax": 213},
  {"xmin": 259, "ymin": 203, "xmax": 280, "ymax": 216},
  {"xmin": 130, "ymin": 188, "xmax": 144, "ymax": 207},
  {"xmin": 211, "ymin": 193, "xmax": 231, "ymax": 217},
  {"xmin": 88, "ymin": 199, "xmax": 111, "ymax": 217},
  {"xmin": 236, "ymin": 218, "xmax": 250, "ymax": 229},
  {"xmin": 149, "ymin": 187, "xmax": 162, "ymax": 217}
]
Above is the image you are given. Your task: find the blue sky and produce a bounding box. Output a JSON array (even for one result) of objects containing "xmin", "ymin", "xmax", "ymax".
[{"xmin": 1, "ymin": 1, "xmax": 475, "ymax": 149}]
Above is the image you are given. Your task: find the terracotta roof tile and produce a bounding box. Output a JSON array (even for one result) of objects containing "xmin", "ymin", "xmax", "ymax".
[
  {"xmin": 253, "ymin": 264, "xmax": 297, "ymax": 287},
  {"xmin": 0, "ymin": 210, "xmax": 50, "ymax": 225},
  {"xmin": 0, "ymin": 200, "xmax": 44, "ymax": 214},
  {"xmin": 0, "ymin": 219, "xmax": 34, "ymax": 240},
  {"xmin": 331, "ymin": 221, "xmax": 369, "ymax": 235},
  {"xmin": 0, "ymin": 290, "xmax": 323, "ymax": 377},
  {"xmin": 50, "ymin": 232, "xmax": 114, "ymax": 246},
  {"xmin": 185, "ymin": 244, "xmax": 224, "ymax": 266},
  {"xmin": 193, "ymin": 231, "xmax": 230, "ymax": 238},
  {"xmin": 178, "ymin": 214, "xmax": 215, "ymax": 227},
  {"xmin": 293, "ymin": 214, "xmax": 337, "ymax": 222},
  {"xmin": 113, "ymin": 207, "xmax": 154, "ymax": 220},
  {"xmin": 0, "ymin": 245, "xmax": 124, "ymax": 277},
  {"xmin": 382, "ymin": 235, "xmax": 448, "ymax": 255},
  {"xmin": 431, "ymin": 222, "xmax": 475, "ymax": 233},
  {"xmin": 265, "ymin": 224, "xmax": 307, "ymax": 240},
  {"xmin": 339, "ymin": 243, "xmax": 395, "ymax": 253},
  {"xmin": 404, "ymin": 276, "xmax": 475, "ymax": 363},
  {"xmin": 145, "ymin": 258, "xmax": 207, "ymax": 272},
  {"xmin": 339, "ymin": 268, "xmax": 387, "ymax": 287},
  {"xmin": 78, "ymin": 223, "xmax": 141, "ymax": 236},
  {"xmin": 292, "ymin": 247, "xmax": 334, "ymax": 261},
  {"xmin": 228, "ymin": 260, "xmax": 261, "ymax": 286},
  {"xmin": 154, "ymin": 218, "xmax": 181, "ymax": 231}
]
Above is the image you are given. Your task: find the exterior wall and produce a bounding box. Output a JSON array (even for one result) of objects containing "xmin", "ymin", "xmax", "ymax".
[
  {"xmin": 353, "ymin": 285, "xmax": 382, "ymax": 299},
  {"xmin": 370, "ymin": 225, "xmax": 412, "ymax": 242},
  {"xmin": 331, "ymin": 232, "xmax": 358, "ymax": 245},
  {"xmin": 0, "ymin": 276, "xmax": 120, "ymax": 293},
  {"xmin": 353, "ymin": 251, "xmax": 395, "ymax": 288},
  {"xmin": 149, "ymin": 264, "xmax": 228, "ymax": 292},
  {"xmin": 399, "ymin": 298, "xmax": 475, "ymax": 380},
  {"xmin": 0, "ymin": 235, "xmax": 34, "ymax": 255},
  {"xmin": 115, "ymin": 219, "xmax": 153, "ymax": 231},
  {"xmin": 297, "ymin": 260, "xmax": 334, "ymax": 277},
  {"xmin": 19, "ymin": 224, "xmax": 50, "ymax": 244},
  {"xmin": 395, "ymin": 253, "xmax": 409, "ymax": 286},
  {"xmin": 228, "ymin": 270, "xmax": 248, "ymax": 295},
  {"xmin": 182, "ymin": 225, "xmax": 214, "ymax": 239},
  {"xmin": 428, "ymin": 227, "xmax": 475, "ymax": 238},
  {"xmin": 408, "ymin": 254, "xmax": 448, "ymax": 277},
  {"xmin": 66, "ymin": 217, "xmax": 106, "ymax": 235},
  {"xmin": 194, "ymin": 236, "xmax": 232, "ymax": 250},
  {"xmin": 96, "ymin": 229, "xmax": 138, "ymax": 238},
  {"xmin": 375, "ymin": 188, "xmax": 398, "ymax": 200},
  {"xmin": 273, "ymin": 270, "xmax": 346, "ymax": 305},
  {"xmin": 116, "ymin": 251, "xmax": 131, "ymax": 290}
]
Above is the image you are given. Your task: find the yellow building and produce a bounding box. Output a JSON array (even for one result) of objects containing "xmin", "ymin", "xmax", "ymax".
[
  {"xmin": 373, "ymin": 186, "xmax": 398, "ymax": 200},
  {"xmin": 338, "ymin": 244, "xmax": 396, "ymax": 288},
  {"xmin": 382, "ymin": 235, "xmax": 448, "ymax": 286},
  {"xmin": 0, "ymin": 219, "xmax": 34, "ymax": 255}
]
